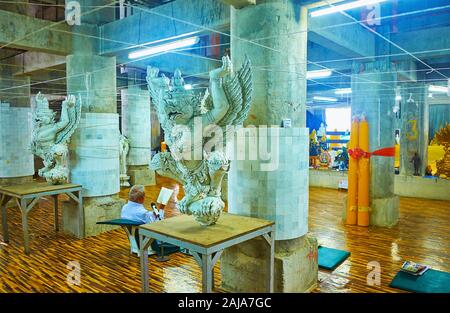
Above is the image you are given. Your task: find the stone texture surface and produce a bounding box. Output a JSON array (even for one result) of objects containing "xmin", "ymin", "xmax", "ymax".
[
  {"xmin": 66, "ymin": 54, "xmax": 117, "ymax": 113},
  {"xmin": 228, "ymin": 128, "xmax": 310, "ymax": 240},
  {"xmin": 350, "ymin": 61, "xmax": 399, "ymax": 226},
  {"xmin": 62, "ymin": 195, "xmax": 126, "ymax": 238},
  {"xmin": 0, "ymin": 103, "xmax": 34, "ymax": 178},
  {"xmin": 128, "ymin": 165, "xmax": 156, "ymax": 186},
  {"xmin": 343, "ymin": 194, "xmax": 399, "ymax": 227},
  {"xmin": 121, "ymin": 87, "xmax": 152, "ymax": 166},
  {"xmin": 399, "ymin": 83, "xmax": 426, "ymax": 176},
  {"xmin": 69, "ymin": 113, "xmax": 120, "ymax": 197},
  {"xmin": 221, "ymin": 234, "xmax": 318, "ymax": 292},
  {"xmin": 224, "ymin": 1, "xmax": 317, "ymax": 292}
]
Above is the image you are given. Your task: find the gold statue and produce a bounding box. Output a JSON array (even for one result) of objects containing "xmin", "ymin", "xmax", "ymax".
[{"xmin": 435, "ymin": 124, "xmax": 450, "ymax": 179}]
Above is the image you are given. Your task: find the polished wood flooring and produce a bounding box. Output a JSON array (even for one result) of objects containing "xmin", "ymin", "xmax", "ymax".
[{"xmin": 0, "ymin": 176, "xmax": 449, "ymax": 293}]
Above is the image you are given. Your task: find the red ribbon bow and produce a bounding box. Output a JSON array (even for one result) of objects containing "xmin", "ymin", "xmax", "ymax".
[{"xmin": 348, "ymin": 147, "xmax": 395, "ymax": 160}]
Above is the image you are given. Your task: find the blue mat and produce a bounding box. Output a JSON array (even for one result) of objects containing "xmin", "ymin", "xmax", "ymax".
[
  {"xmin": 318, "ymin": 246, "xmax": 350, "ymax": 270},
  {"xmin": 389, "ymin": 269, "xmax": 450, "ymax": 293}
]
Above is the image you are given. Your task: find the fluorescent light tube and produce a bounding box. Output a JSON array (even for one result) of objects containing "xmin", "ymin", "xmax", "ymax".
[
  {"xmin": 313, "ymin": 96, "xmax": 338, "ymax": 102},
  {"xmin": 184, "ymin": 84, "xmax": 193, "ymax": 90},
  {"xmin": 311, "ymin": 0, "xmax": 387, "ymax": 17},
  {"xmin": 307, "ymin": 69, "xmax": 332, "ymax": 79},
  {"xmin": 129, "ymin": 36, "xmax": 200, "ymax": 59},
  {"xmin": 335, "ymin": 88, "xmax": 352, "ymax": 95},
  {"xmin": 428, "ymin": 85, "xmax": 448, "ymax": 93}
]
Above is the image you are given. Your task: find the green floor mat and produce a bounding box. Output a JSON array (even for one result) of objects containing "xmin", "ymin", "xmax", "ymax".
[
  {"xmin": 318, "ymin": 246, "xmax": 350, "ymax": 270},
  {"xmin": 389, "ymin": 269, "xmax": 450, "ymax": 293}
]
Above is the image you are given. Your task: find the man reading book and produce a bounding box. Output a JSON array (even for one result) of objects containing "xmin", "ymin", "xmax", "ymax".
[{"xmin": 121, "ymin": 185, "xmax": 179, "ymax": 256}]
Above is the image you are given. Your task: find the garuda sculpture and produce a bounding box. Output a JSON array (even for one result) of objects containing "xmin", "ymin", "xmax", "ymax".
[
  {"xmin": 147, "ymin": 55, "xmax": 252, "ymax": 226},
  {"xmin": 31, "ymin": 92, "xmax": 82, "ymax": 185}
]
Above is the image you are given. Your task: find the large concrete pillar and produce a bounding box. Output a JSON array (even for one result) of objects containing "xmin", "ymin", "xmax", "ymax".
[
  {"xmin": 121, "ymin": 85, "xmax": 155, "ymax": 186},
  {"xmin": 0, "ymin": 102, "xmax": 34, "ymax": 186},
  {"xmin": 221, "ymin": 1, "xmax": 317, "ymax": 293},
  {"xmin": 62, "ymin": 6, "xmax": 124, "ymax": 238},
  {"xmin": 0, "ymin": 64, "xmax": 34, "ymax": 191},
  {"xmin": 349, "ymin": 61, "xmax": 399, "ymax": 227},
  {"xmin": 399, "ymin": 83, "xmax": 426, "ymax": 176}
]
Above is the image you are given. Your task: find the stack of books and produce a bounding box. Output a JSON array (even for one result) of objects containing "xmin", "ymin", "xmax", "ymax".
[{"xmin": 401, "ymin": 261, "xmax": 430, "ymax": 276}]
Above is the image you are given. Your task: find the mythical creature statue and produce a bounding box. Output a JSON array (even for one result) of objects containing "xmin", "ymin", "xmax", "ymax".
[
  {"xmin": 119, "ymin": 134, "xmax": 131, "ymax": 187},
  {"xmin": 147, "ymin": 55, "xmax": 252, "ymax": 226},
  {"xmin": 31, "ymin": 92, "xmax": 82, "ymax": 185}
]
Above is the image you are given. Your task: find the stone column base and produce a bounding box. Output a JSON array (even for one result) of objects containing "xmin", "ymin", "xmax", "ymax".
[
  {"xmin": 0, "ymin": 176, "xmax": 34, "ymax": 208},
  {"xmin": 221, "ymin": 234, "xmax": 318, "ymax": 293},
  {"xmin": 62, "ymin": 195, "xmax": 126, "ymax": 238},
  {"xmin": 371, "ymin": 196, "xmax": 399, "ymax": 227},
  {"xmin": 128, "ymin": 165, "xmax": 156, "ymax": 186},
  {"xmin": 342, "ymin": 195, "xmax": 399, "ymax": 227}
]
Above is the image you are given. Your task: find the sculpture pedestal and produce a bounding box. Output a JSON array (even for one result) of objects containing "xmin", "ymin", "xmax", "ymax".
[
  {"xmin": 221, "ymin": 234, "xmax": 318, "ymax": 292},
  {"xmin": 128, "ymin": 165, "xmax": 156, "ymax": 186},
  {"xmin": 62, "ymin": 195, "xmax": 125, "ymax": 238}
]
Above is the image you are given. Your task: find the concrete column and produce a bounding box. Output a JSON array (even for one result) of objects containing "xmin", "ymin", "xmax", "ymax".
[
  {"xmin": 0, "ymin": 64, "xmax": 34, "ymax": 194},
  {"xmin": 349, "ymin": 61, "xmax": 399, "ymax": 227},
  {"xmin": 221, "ymin": 1, "xmax": 317, "ymax": 293},
  {"xmin": 399, "ymin": 83, "xmax": 426, "ymax": 176},
  {"xmin": 121, "ymin": 85, "xmax": 155, "ymax": 186},
  {"xmin": 0, "ymin": 63, "xmax": 31, "ymax": 108},
  {"xmin": 62, "ymin": 11, "xmax": 124, "ymax": 238}
]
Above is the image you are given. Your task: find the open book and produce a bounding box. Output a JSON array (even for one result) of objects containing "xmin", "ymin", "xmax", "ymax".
[
  {"xmin": 400, "ymin": 261, "xmax": 430, "ymax": 276},
  {"xmin": 156, "ymin": 187, "xmax": 174, "ymax": 205}
]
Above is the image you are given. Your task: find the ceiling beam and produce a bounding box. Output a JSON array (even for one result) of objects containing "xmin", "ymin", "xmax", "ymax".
[
  {"xmin": 0, "ymin": 9, "xmax": 72, "ymax": 55},
  {"xmin": 100, "ymin": 0, "xmax": 229, "ymax": 56}
]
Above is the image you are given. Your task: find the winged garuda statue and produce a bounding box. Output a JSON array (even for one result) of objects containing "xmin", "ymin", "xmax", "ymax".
[
  {"xmin": 147, "ymin": 55, "xmax": 253, "ymax": 226},
  {"xmin": 31, "ymin": 92, "xmax": 82, "ymax": 185}
]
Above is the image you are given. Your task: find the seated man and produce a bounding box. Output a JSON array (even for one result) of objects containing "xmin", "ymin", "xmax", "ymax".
[{"xmin": 121, "ymin": 185, "xmax": 179, "ymax": 256}]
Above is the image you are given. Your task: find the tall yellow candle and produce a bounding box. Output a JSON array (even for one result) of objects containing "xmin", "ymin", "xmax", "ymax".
[
  {"xmin": 357, "ymin": 116, "xmax": 370, "ymax": 227},
  {"xmin": 346, "ymin": 116, "xmax": 359, "ymax": 225}
]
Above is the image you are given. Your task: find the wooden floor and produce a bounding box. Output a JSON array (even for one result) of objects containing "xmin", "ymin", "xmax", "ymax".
[{"xmin": 0, "ymin": 176, "xmax": 449, "ymax": 293}]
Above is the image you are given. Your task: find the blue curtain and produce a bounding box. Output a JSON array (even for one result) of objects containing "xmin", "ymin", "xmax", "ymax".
[
  {"xmin": 429, "ymin": 104, "xmax": 450, "ymax": 143},
  {"xmin": 307, "ymin": 109, "xmax": 325, "ymax": 133}
]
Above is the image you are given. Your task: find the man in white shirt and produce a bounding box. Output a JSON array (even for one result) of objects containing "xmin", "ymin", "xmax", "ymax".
[
  {"xmin": 121, "ymin": 185, "xmax": 178, "ymax": 256},
  {"xmin": 121, "ymin": 185, "xmax": 164, "ymax": 223}
]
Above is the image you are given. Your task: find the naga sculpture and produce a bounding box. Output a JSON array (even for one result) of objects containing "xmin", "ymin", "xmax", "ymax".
[
  {"xmin": 31, "ymin": 92, "xmax": 82, "ymax": 185},
  {"xmin": 147, "ymin": 55, "xmax": 252, "ymax": 226}
]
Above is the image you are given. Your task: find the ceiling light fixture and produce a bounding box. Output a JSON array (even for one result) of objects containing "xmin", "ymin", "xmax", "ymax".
[
  {"xmin": 307, "ymin": 69, "xmax": 332, "ymax": 79},
  {"xmin": 428, "ymin": 85, "xmax": 448, "ymax": 93},
  {"xmin": 313, "ymin": 96, "xmax": 338, "ymax": 102},
  {"xmin": 129, "ymin": 36, "xmax": 200, "ymax": 59},
  {"xmin": 310, "ymin": 0, "xmax": 387, "ymax": 18},
  {"xmin": 335, "ymin": 88, "xmax": 352, "ymax": 95}
]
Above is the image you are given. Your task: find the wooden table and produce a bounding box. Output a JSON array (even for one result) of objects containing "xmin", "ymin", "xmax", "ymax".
[
  {"xmin": 138, "ymin": 212, "xmax": 275, "ymax": 293},
  {"xmin": 0, "ymin": 182, "xmax": 83, "ymax": 254}
]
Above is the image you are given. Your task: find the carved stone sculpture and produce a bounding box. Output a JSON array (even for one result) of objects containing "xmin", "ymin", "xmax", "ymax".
[
  {"xmin": 119, "ymin": 134, "xmax": 131, "ymax": 187},
  {"xmin": 147, "ymin": 55, "xmax": 252, "ymax": 226},
  {"xmin": 31, "ymin": 92, "xmax": 81, "ymax": 184}
]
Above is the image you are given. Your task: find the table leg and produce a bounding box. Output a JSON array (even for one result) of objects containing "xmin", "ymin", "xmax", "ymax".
[
  {"xmin": 140, "ymin": 235, "xmax": 153, "ymax": 293},
  {"xmin": 53, "ymin": 195, "xmax": 59, "ymax": 231},
  {"xmin": 20, "ymin": 198, "xmax": 30, "ymax": 255},
  {"xmin": 201, "ymin": 254, "xmax": 213, "ymax": 293},
  {"xmin": 78, "ymin": 191, "xmax": 84, "ymax": 238},
  {"xmin": 1, "ymin": 195, "xmax": 11, "ymax": 243},
  {"xmin": 267, "ymin": 230, "xmax": 275, "ymax": 293}
]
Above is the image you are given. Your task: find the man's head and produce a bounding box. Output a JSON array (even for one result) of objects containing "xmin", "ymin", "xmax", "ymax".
[{"xmin": 129, "ymin": 185, "xmax": 145, "ymax": 204}]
